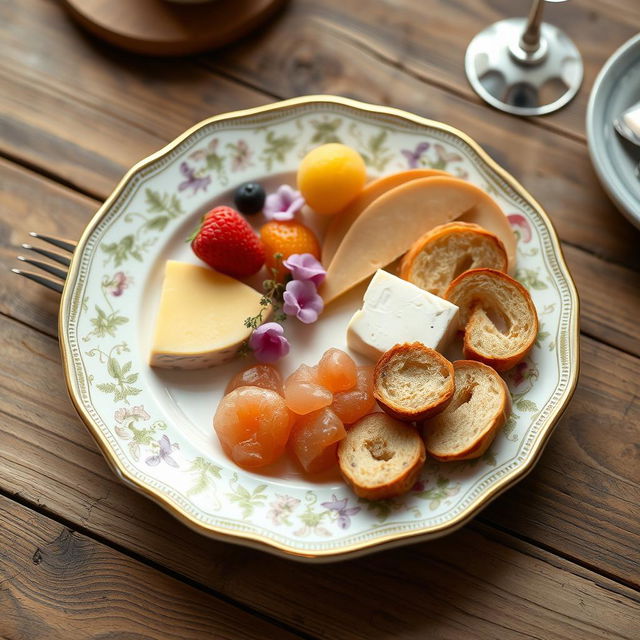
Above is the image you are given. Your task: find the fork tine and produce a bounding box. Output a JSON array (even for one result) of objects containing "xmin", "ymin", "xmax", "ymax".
[
  {"xmin": 11, "ymin": 268, "xmax": 64, "ymax": 293},
  {"xmin": 29, "ymin": 232, "xmax": 76, "ymax": 254},
  {"xmin": 17, "ymin": 256, "xmax": 67, "ymax": 280},
  {"xmin": 21, "ymin": 243, "xmax": 71, "ymax": 266}
]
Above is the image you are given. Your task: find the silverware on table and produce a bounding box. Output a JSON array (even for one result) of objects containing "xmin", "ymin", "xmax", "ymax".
[
  {"xmin": 11, "ymin": 232, "xmax": 76, "ymax": 293},
  {"xmin": 613, "ymin": 101, "xmax": 640, "ymax": 146}
]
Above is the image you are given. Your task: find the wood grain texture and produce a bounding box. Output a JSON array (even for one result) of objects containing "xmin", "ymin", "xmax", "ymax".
[
  {"xmin": 0, "ymin": 0, "xmax": 269, "ymax": 197},
  {"xmin": 2, "ymin": 0, "xmax": 640, "ymax": 271},
  {"xmin": 0, "ymin": 311, "xmax": 637, "ymax": 629},
  {"xmin": 0, "ymin": 494, "xmax": 304, "ymax": 640},
  {"xmin": 210, "ymin": 0, "xmax": 640, "ymax": 143},
  {"xmin": 63, "ymin": 0, "xmax": 286, "ymax": 56}
]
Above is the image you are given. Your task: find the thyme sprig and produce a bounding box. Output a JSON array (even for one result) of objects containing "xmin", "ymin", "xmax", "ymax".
[{"xmin": 240, "ymin": 253, "xmax": 288, "ymax": 355}]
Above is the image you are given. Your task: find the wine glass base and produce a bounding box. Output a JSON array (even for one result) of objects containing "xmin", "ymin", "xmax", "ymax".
[{"xmin": 465, "ymin": 18, "xmax": 583, "ymax": 116}]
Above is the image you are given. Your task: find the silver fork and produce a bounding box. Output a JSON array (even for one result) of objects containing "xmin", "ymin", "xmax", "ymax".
[{"xmin": 11, "ymin": 232, "xmax": 76, "ymax": 293}]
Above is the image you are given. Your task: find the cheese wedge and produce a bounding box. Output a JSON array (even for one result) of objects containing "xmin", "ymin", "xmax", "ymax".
[
  {"xmin": 347, "ymin": 270, "xmax": 459, "ymax": 361},
  {"xmin": 322, "ymin": 169, "xmax": 449, "ymax": 267},
  {"xmin": 150, "ymin": 261, "xmax": 267, "ymax": 369},
  {"xmin": 321, "ymin": 176, "xmax": 511, "ymax": 305}
]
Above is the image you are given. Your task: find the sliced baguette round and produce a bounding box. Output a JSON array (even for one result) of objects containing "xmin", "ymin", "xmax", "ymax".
[
  {"xmin": 399, "ymin": 221, "xmax": 508, "ymax": 297},
  {"xmin": 423, "ymin": 360, "xmax": 510, "ymax": 461},
  {"xmin": 445, "ymin": 268, "xmax": 538, "ymax": 372},
  {"xmin": 338, "ymin": 412, "xmax": 426, "ymax": 499},
  {"xmin": 373, "ymin": 343, "xmax": 455, "ymax": 421}
]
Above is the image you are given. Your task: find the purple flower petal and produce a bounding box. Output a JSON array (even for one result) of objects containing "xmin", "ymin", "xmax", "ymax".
[
  {"xmin": 145, "ymin": 455, "xmax": 161, "ymax": 467},
  {"xmin": 401, "ymin": 149, "xmax": 419, "ymax": 168},
  {"xmin": 321, "ymin": 495, "xmax": 347, "ymax": 512},
  {"xmin": 163, "ymin": 455, "xmax": 179, "ymax": 468},
  {"xmin": 263, "ymin": 185, "xmax": 305, "ymax": 221},
  {"xmin": 179, "ymin": 161, "xmax": 211, "ymax": 195},
  {"xmin": 283, "ymin": 280, "xmax": 324, "ymax": 324},
  {"xmin": 282, "ymin": 253, "xmax": 326, "ymax": 285},
  {"xmin": 249, "ymin": 322, "xmax": 290, "ymax": 363},
  {"xmin": 158, "ymin": 434, "xmax": 172, "ymax": 455}
]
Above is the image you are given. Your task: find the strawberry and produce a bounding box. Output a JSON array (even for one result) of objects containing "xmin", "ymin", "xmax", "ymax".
[{"xmin": 190, "ymin": 206, "xmax": 265, "ymax": 278}]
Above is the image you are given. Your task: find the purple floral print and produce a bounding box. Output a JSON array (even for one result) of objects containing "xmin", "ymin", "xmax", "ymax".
[
  {"xmin": 401, "ymin": 141, "xmax": 430, "ymax": 168},
  {"xmin": 146, "ymin": 434, "xmax": 179, "ymax": 468},
  {"xmin": 321, "ymin": 495, "xmax": 361, "ymax": 529},
  {"xmin": 178, "ymin": 162, "xmax": 211, "ymax": 195}
]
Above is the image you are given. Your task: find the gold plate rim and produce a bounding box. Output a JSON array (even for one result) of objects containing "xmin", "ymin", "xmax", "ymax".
[{"xmin": 58, "ymin": 95, "xmax": 581, "ymax": 561}]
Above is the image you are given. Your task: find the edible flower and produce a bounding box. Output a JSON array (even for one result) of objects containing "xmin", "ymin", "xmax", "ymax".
[
  {"xmin": 283, "ymin": 280, "xmax": 324, "ymax": 324},
  {"xmin": 249, "ymin": 322, "xmax": 290, "ymax": 362},
  {"xmin": 282, "ymin": 253, "xmax": 326, "ymax": 286},
  {"xmin": 263, "ymin": 185, "xmax": 305, "ymax": 221}
]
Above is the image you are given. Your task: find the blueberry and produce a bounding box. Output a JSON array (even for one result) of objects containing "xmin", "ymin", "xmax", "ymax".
[{"xmin": 234, "ymin": 182, "xmax": 266, "ymax": 215}]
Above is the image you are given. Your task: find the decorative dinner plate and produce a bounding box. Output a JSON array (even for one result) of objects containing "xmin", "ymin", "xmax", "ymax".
[{"xmin": 59, "ymin": 96, "xmax": 579, "ymax": 561}]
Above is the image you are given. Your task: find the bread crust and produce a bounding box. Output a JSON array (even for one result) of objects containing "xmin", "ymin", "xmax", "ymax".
[
  {"xmin": 373, "ymin": 342, "xmax": 455, "ymax": 421},
  {"xmin": 423, "ymin": 360, "xmax": 511, "ymax": 461},
  {"xmin": 445, "ymin": 268, "xmax": 538, "ymax": 372},
  {"xmin": 338, "ymin": 413, "xmax": 426, "ymax": 500},
  {"xmin": 399, "ymin": 221, "xmax": 508, "ymax": 294}
]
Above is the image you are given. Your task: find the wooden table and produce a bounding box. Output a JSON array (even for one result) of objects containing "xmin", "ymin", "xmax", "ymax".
[{"xmin": 1, "ymin": 1, "xmax": 639, "ymax": 637}]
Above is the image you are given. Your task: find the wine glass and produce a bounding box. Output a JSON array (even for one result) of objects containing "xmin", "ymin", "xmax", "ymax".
[{"xmin": 465, "ymin": 0, "xmax": 583, "ymax": 116}]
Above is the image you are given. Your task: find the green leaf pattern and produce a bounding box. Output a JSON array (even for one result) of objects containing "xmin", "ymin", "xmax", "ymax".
[
  {"xmin": 87, "ymin": 343, "xmax": 142, "ymax": 404},
  {"xmin": 260, "ymin": 130, "xmax": 296, "ymax": 171},
  {"xmin": 227, "ymin": 473, "xmax": 268, "ymax": 519}
]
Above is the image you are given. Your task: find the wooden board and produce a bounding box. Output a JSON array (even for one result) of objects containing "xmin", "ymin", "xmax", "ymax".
[{"xmin": 62, "ymin": 0, "xmax": 287, "ymax": 56}]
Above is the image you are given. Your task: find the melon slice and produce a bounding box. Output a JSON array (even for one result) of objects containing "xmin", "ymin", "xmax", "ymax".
[
  {"xmin": 320, "ymin": 177, "xmax": 513, "ymax": 305},
  {"xmin": 458, "ymin": 201, "xmax": 516, "ymax": 269},
  {"xmin": 322, "ymin": 169, "xmax": 449, "ymax": 267}
]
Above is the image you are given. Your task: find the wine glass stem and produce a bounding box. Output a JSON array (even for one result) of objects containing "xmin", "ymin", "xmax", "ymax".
[{"xmin": 520, "ymin": 0, "xmax": 545, "ymax": 52}]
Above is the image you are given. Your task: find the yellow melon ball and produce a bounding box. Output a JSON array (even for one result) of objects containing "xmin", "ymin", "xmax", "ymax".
[{"xmin": 297, "ymin": 143, "xmax": 367, "ymax": 216}]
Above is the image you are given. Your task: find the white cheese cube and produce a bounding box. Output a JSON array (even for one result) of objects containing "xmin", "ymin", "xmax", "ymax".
[{"xmin": 346, "ymin": 270, "xmax": 459, "ymax": 361}]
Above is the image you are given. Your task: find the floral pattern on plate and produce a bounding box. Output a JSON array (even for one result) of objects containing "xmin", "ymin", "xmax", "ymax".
[{"xmin": 60, "ymin": 97, "xmax": 578, "ymax": 558}]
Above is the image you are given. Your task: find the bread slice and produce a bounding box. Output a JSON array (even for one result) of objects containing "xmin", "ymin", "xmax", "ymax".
[
  {"xmin": 423, "ymin": 360, "xmax": 510, "ymax": 461},
  {"xmin": 373, "ymin": 343, "xmax": 455, "ymax": 421},
  {"xmin": 338, "ymin": 413, "xmax": 426, "ymax": 499},
  {"xmin": 399, "ymin": 221, "xmax": 508, "ymax": 297},
  {"xmin": 445, "ymin": 268, "xmax": 538, "ymax": 372}
]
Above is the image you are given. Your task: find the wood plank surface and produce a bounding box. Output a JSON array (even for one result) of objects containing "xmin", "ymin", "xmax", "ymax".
[
  {"xmin": 211, "ymin": 0, "xmax": 640, "ymax": 143},
  {"xmin": 0, "ymin": 0, "xmax": 269, "ymax": 196},
  {"xmin": 2, "ymin": 0, "xmax": 640, "ymax": 272},
  {"xmin": 0, "ymin": 311, "xmax": 637, "ymax": 624},
  {"xmin": 0, "ymin": 494, "xmax": 305, "ymax": 640}
]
